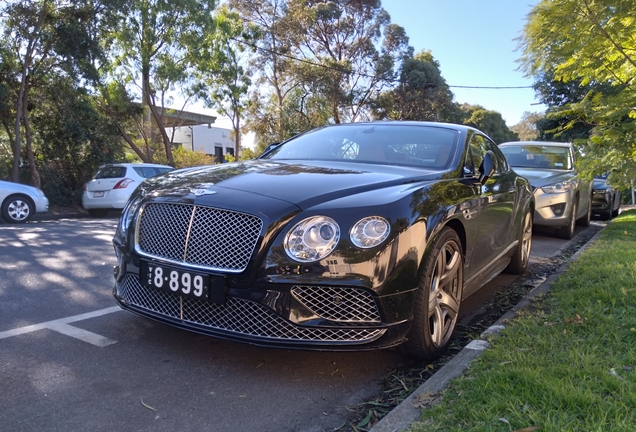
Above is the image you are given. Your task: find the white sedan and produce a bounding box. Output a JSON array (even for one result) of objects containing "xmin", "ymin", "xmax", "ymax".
[{"xmin": 0, "ymin": 180, "xmax": 49, "ymax": 223}]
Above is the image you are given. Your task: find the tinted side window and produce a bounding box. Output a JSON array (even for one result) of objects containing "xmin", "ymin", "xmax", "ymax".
[{"xmin": 466, "ymin": 135, "xmax": 486, "ymax": 176}]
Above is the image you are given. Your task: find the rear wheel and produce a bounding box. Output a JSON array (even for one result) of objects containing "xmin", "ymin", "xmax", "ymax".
[
  {"xmin": 2, "ymin": 195, "xmax": 34, "ymax": 224},
  {"xmin": 556, "ymin": 201, "xmax": 577, "ymax": 239},
  {"xmin": 399, "ymin": 228, "xmax": 463, "ymax": 360},
  {"xmin": 505, "ymin": 208, "xmax": 532, "ymax": 274}
]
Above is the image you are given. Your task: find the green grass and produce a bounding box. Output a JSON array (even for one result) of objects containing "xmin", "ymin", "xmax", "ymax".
[{"xmin": 411, "ymin": 210, "xmax": 636, "ymax": 432}]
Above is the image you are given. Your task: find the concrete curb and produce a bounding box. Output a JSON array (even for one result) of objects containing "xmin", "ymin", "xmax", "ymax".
[{"xmin": 370, "ymin": 225, "xmax": 605, "ymax": 432}]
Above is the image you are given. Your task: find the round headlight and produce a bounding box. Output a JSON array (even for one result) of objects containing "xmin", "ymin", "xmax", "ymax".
[
  {"xmin": 350, "ymin": 216, "xmax": 390, "ymax": 248},
  {"xmin": 284, "ymin": 216, "xmax": 340, "ymax": 262}
]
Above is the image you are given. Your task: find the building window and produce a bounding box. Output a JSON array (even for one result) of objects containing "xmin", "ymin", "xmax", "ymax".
[{"xmin": 226, "ymin": 147, "xmax": 234, "ymax": 157}]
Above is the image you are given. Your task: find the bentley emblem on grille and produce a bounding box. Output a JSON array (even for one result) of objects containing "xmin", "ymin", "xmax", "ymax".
[{"xmin": 191, "ymin": 189, "xmax": 217, "ymax": 196}]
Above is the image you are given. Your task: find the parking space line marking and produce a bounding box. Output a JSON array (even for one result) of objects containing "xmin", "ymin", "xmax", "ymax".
[
  {"xmin": 46, "ymin": 322, "xmax": 117, "ymax": 347},
  {"xmin": 0, "ymin": 306, "xmax": 122, "ymax": 346}
]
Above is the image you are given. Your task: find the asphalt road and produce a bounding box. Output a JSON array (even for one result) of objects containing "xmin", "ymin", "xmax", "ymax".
[{"xmin": 0, "ymin": 218, "xmax": 604, "ymax": 432}]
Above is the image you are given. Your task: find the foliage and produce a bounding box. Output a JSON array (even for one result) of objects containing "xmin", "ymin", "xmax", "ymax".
[
  {"xmin": 190, "ymin": 5, "xmax": 258, "ymax": 160},
  {"xmin": 171, "ymin": 146, "xmax": 216, "ymax": 168},
  {"xmin": 510, "ymin": 111, "xmax": 544, "ymax": 141},
  {"xmin": 107, "ymin": 0, "xmax": 218, "ymax": 166},
  {"xmin": 518, "ymin": 0, "xmax": 636, "ymax": 184},
  {"xmin": 457, "ymin": 104, "xmax": 519, "ymax": 143},
  {"xmin": 373, "ymin": 50, "xmax": 455, "ymax": 122}
]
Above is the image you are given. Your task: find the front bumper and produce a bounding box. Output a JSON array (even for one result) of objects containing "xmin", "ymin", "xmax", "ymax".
[
  {"xmin": 112, "ymin": 258, "xmax": 413, "ymax": 352},
  {"xmin": 592, "ymin": 192, "xmax": 612, "ymax": 213},
  {"xmin": 532, "ymin": 188, "xmax": 574, "ymax": 227}
]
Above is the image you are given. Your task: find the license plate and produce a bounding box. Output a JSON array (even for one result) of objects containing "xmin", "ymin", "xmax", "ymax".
[
  {"xmin": 93, "ymin": 191, "xmax": 104, "ymax": 198},
  {"xmin": 141, "ymin": 261, "xmax": 219, "ymax": 302}
]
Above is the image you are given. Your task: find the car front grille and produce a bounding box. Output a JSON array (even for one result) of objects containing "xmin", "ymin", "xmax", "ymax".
[
  {"xmin": 291, "ymin": 286, "xmax": 381, "ymax": 323},
  {"xmin": 136, "ymin": 202, "xmax": 262, "ymax": 273},
  {"xmin": 116, "ymin": 275, "xmax": 386, "ymax": 343}
]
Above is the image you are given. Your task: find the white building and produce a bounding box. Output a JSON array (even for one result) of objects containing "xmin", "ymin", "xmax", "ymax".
[{"xmin": 171, "ymin": 125, "xmax": 235, "ymax": 163}]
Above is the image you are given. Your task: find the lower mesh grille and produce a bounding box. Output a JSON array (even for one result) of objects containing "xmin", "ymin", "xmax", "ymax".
[
  {"xmin": 116, "ymin": 275, "xmax": 385, "ymax": 343},
  {"xmin": 291, "ymin": 286, "xmax": 381, "ymax": 323}
]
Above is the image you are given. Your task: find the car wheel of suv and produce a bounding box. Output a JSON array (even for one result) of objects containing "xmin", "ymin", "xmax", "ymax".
[
  {"xmin": 2, "ymin": 195, "xmax": 34, "ymax": 224},
  {"xmin": 577, "ymin": 196, "xmax": 592, "ymax": 227},
  {"xmin": 505, "ymin": 208, "xmax": 532, "ymax": 274},
  {"xmin": 556, "ymin": 201, "xmax": 577, "ymax": 239},
  {"xmin": 88, "ymin": 209, "xmax": 110, "ymax": 218},
  {"xmin": 399, "ymin": 227, "xmax": 463, "ymax": 360}
]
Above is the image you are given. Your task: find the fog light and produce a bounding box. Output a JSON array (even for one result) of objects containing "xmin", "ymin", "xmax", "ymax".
[{"xmin": 551, "ymin": 203, "xmax": 566, "ymax": 216}]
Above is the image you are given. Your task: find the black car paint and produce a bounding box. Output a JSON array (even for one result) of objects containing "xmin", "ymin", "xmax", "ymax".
[{"xmin": 112, "ymin": 122, "xmax": 534, "ymax": 352}]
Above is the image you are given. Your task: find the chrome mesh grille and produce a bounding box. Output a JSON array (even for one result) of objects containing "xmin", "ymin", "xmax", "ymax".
[
  {"xmin": 291, "ymin": 286, "xmax": 381, "ymax": 323},
  {"xmin": 117, "ymin": 275, "xmax": 385, "ymax": 343},
  {"xmin": 137, "ymin": 202, "xmax": 262, "ymax": 272}
]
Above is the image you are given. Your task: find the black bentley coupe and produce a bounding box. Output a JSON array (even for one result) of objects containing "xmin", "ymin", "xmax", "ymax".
[{"xmin": 112, "ymin": 121, "xmax": 534, "ymax": 359}]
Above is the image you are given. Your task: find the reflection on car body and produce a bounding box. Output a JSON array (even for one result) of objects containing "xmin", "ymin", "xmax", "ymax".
[
  {"xmin": 499, "ymin": 141, "xmax": 593, "ymax": 239},
  {"xmin": 112, "ymin": 121, "xmax": 534, "ymax": 359}
]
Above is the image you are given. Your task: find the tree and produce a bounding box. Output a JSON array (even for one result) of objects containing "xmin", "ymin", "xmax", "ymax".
[
  {"xmin": 511, "ymin": 111, "xmax": 544, "ymax": 141},
  {"xmin": 458, "ymin": 104, "xmax": 518, "ymax": 143},
  {"xmin": 190, "ymin": 6, "xmax": 258, "ymax": 160},
  {"xmin": 1, "ymin": 0, "xmax": 123, "ymax": 187},
  {"xmin": 373, "ymin": 50, "xmax": 454, "ymax": 121},
  {"xmin": 228, "ymin": 0, "xmax": 295, "ymax": 144},
  {"xmin": 284, "ymin": 0, "xmax": 411, "ymax": 123},
  {"xmin": 107, "ymin": 0, "xmax": 217, "ymax": 166},
  {"xmin": 518, "ymin": 0, "xmax": 636, "ymax": 182}
]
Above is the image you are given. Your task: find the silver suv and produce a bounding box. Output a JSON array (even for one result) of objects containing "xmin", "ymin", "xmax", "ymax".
[{"xmin": 499, "ymin": 141, "xmax": 593, "ymax": 239}]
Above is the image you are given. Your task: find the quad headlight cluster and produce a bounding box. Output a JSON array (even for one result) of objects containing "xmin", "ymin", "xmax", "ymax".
[{"xmin": 284, "ymin": 215, "xmax": 391, "ymax": 262}]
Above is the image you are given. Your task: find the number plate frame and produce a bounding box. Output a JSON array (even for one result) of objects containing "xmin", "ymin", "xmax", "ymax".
[{"xmin": 139, "ymin": 260, "xmax": 226, "ymax": 304}]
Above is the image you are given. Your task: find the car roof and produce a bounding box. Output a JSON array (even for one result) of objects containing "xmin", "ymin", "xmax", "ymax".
[{"xmin": 499, "ymin": 140, "xmax": 572, "ymax": 148}]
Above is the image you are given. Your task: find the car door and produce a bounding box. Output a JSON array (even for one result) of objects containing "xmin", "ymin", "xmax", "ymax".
[{"xmin": 462, "ymin": 134, "xmax": 517, "ymax": 280}]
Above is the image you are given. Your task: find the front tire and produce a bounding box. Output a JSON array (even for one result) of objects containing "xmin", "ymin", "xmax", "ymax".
[
  {"xmin": 577, "ymin": 196, "xmax": 592, "ymax": 227},
  {"xmin": 505, "ymin": 208, "xmax": 532, "ymax": 274},
  {"xmin": 2, "ymin": 195, "xmax": 35, "ymax": 224},
  {"xmin": 556, "ymin": 201, "xmax": 577, "ymax": 239},
  {"xmin": 399, "ymin": 228, "xmax": 463, "ymax": 360}
]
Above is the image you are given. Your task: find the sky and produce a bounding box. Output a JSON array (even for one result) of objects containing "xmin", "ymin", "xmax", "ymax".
[
  {"xmin": 380, "ymin": 0, "xmax": 544, "ymax": 126},
  {"xmin": 207, "ymin": 0, "xmax": 545, "ymax": 133}
]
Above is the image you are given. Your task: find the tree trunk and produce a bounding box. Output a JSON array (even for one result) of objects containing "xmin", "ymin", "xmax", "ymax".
[{"xmin": 22, "ymin": 87, "xmax": 41, "ymax": 188}]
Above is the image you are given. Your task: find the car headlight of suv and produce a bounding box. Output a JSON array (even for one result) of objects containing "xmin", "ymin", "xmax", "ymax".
[
  {"xmin": 284, "ymin": 216, "xmax": 340, "ymax": 262},
  {"xmin": 350, "ymin": 216, "xmax": 390, "ymax": 248},
  {"xmin": 540, "ymin": 181, "xmax": 573, "ymax": 194}
]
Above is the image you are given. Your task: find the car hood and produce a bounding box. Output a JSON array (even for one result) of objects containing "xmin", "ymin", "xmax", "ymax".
[
  {"xmin": 511, "ymin": 168, "xmax": 575, "ymax": 188},
  {"xmin": 142, "ymin": 159, "xmax": 439, "ymax": 211}
]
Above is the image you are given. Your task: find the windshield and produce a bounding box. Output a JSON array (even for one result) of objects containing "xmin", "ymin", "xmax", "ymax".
[
  {"xmin": 500, "ymin": 145, "xmax": 572, "ymax": 170},
  {"xmin": 261, "ymin": 124, "xmax": 460, "ymax": 169}
]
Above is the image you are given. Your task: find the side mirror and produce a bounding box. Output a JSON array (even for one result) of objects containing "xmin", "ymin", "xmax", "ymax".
[{"xmin": 477, "ymin": 151, "xmax": 496, "ymax": 184}]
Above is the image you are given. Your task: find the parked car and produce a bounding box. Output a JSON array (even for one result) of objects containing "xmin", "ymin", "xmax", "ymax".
[
  {"xmin": 499, "ymin": 141, "xmax": 593, "ymax": 239},
  {"xmin": 0, "ymin": 180, "xmax": 49, "ymax": 224},
  {"xmin": 82, "ymin": 163, "xmax": 173, "ymax": 217},
  {"xmin": 112, "ymin": 121, "xmax": 534, "ymax": 360},
  {"xmin": 592, "ymin": 174, "xmax": 621, "ymax": 220}
]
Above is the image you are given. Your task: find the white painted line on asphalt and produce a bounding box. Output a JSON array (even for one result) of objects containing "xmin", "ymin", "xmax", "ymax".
[{"xmin": 0, "ymin": 306, "xmax": 121, "ymax": 346}]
